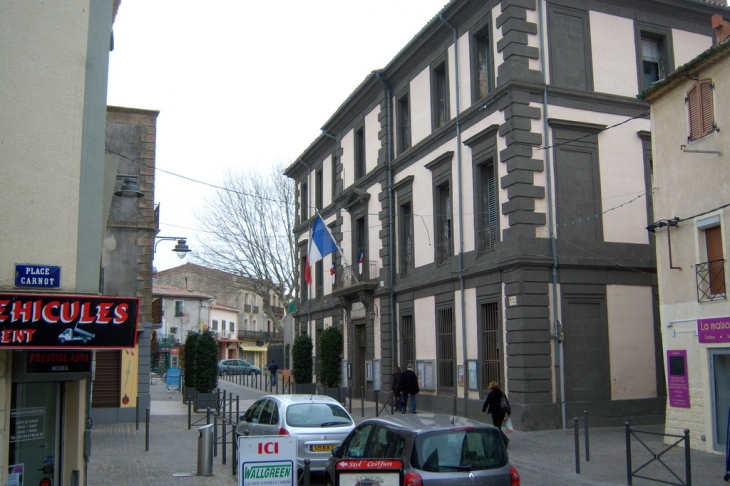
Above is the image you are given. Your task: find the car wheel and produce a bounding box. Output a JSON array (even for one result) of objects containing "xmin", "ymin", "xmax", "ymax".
[{"xmin": 59, "ymin": 337, "xmax": 66, "ymax": 344}]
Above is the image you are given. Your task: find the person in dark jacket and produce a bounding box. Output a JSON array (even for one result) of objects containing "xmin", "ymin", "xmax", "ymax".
[
  {"xmin": 268, "ymin": 359, "xmax": 279, "ymax": 387},
  {"xmin": 392, "ymin": 366, "xmax": 402, "ymax": 412},
  {"xmin": 482, "ymin": 381, "xmax": 507, "ymax": 428},
  {"xmin": 399, "ymin": 364, "xmax": 419, "ymax": 414}
]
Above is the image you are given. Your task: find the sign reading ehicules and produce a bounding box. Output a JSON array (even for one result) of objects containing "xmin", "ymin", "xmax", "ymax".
[{"xmin": 0, "ymin": 293, "xmax": 138, "ymax": 349}]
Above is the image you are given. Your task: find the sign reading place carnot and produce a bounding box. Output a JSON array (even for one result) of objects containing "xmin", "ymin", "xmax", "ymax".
[
  {"xmin": 0, "ymin": 293, "xmax": 139, "ymax": 349},
  {"xmin": 15, "ymin": 264, "xmax": 61, "ymax": 289}
]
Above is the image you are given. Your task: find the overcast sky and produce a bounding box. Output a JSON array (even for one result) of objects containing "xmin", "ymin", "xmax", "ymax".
[{"xmin": 107, "ymin": 0, "xmax": 448, "ymax": 272}]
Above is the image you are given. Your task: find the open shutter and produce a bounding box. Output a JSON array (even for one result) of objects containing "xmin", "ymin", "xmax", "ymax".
[
  {"xmin": 687, "ymin": 84, "xmax": 700, "ymax": 140},
  {"xmin": 706, "ymin": 225, "xmax": 725, "ymax": 295},
  {"xmin": 92, "ymin": 351, "xmax": 121, "ymax": 408},
  {"xmin": 700, "ymin": 80, "xmax": 714, "ymax": 137}
]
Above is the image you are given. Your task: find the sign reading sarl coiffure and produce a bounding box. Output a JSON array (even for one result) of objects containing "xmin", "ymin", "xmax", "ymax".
[{"xmin": 0, "ymin": 293, "xmax": 139, "ymax": 349}]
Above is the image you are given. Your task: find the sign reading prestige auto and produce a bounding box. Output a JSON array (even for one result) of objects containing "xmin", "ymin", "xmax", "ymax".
[
  {"xmin": 0, "ymin": 293, "xmax": 139, "ymax": 349},
  {"xmin": 238, "ymin": 436, "xmax": 296, "ymax": 486}
]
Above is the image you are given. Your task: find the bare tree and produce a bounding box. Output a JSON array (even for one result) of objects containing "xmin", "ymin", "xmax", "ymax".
[{"xmin": 195, "ymin": 163, "xmax": 296, "ymax": 331}]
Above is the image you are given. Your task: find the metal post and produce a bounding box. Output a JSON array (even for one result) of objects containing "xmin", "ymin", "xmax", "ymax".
[
  {"xmin": 136, "ymin": 396, "xmax": 140, "ymax": 431},
  {"xmin": 348, "ymin": 386, "xmax": 352, "ymax": 413},
  {"xmin": 573, "ymin": 417, "xmax": 580, "ymax": 474},
  {"xmin": 303, "ymin": 459, "xmax": 311, "ymax": 486},
  {"xmin": 233, "ymin": 394, "xmax": 240, "ymax": 476},
  {"xmin": 584, "ymin": 410, "xmax": 590, "ymax": 462},
  {"xmin": 361, "ymin": 387, "xmax": 365, "ymax": 417},
  {"xmin": 214, "ymin": 411, "xmax": 218, "ymax": 457},
  {"xmin": 625, "ymin": 422, "xmax": 632, "ymax": 485},
  {"xmin": 222, "ymin": 408, "xmax": 227, "ymax": 465},
  {"xmin": 188, "ymin": 399, "xmax": 192, "ymax": 430},
  {"xmin": 453, "ymin": 395, "xmax": 457, "ymax": 416},
  {"xmin": 145, "ymin": 408, "xmax": 150, "ymax": 452},
  {"xmin": 684, "ymin": 429, "xmax": 691, "ymax": 486},
  {"xmin": 375, "ymin": 390, "xmax": 379, "ymax": 417}
]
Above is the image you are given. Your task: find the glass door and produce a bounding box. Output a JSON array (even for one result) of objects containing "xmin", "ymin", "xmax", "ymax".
[
  {"xmin": 9, "ymin": 382, "xmax": 61, "ymax": 486},
  {"xmin": 711, "ymin": 350, "xmax": 730, "ymax": 451}
]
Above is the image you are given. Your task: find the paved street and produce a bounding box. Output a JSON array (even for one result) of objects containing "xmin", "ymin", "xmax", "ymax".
[{"xmin": 87, "ymin": 378, "xmax": 730, "ymax": 485}]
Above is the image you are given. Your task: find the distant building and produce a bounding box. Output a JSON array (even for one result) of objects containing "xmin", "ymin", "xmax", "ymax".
[
  {"xmin": 639, "ymin": 19, "xmax": 730, "ymax": 452},
  {"xmin": 285, "ymin": 0, "xmax": 728, "ymax": 431}
]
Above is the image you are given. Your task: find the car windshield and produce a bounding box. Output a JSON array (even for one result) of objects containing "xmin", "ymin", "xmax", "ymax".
[
  {"xmin": 285, "ymin": 403, "xmax": 353, "ymax": 427},
  {"xmin": 411, "ymin": 428, "xmax": 507, "ymax": 472}
]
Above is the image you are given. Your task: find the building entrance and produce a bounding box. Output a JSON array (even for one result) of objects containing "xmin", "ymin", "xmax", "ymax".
[
  {"xmin": 710, "ymin": 349, "xmax": 730, "ymax": 451},
  {"xmin": 9, "ymin": 382, "xmax": 61, "ymax": 486}
]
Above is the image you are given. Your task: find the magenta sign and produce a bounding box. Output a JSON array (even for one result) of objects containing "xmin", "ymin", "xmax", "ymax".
[
  {"xmin": 667, "ymin": 350, "xmax": 690, "ymax": 408},
  {"xmin": 698, "ymin": 317, "xmax": 730, "ymax": 343}
]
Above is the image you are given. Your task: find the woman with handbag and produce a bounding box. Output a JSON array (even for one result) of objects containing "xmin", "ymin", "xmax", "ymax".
[{"xmin": 482, "ymin": 381, "xmax": 510, "ymax": 447}]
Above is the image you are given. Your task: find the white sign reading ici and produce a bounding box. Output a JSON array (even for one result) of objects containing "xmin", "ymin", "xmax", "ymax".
[{"xmin": 238, "ymin": 435, "xmax": 297, "ymax": 486}]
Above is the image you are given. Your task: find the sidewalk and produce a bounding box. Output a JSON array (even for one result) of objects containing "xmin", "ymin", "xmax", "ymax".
[{"xmin": 87, "ymin": 380, "xmax": 729, "ymax": 485}]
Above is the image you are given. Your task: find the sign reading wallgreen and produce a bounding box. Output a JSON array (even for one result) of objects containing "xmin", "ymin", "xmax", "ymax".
[{"xmin": 238, "ymin": 436, "xmax": 296, "ymax": 486}]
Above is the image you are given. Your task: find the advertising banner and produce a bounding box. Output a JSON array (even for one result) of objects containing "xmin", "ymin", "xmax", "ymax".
[
  {"xmin": 238, "ymin": 436, "xmax": 297, "ymax": 486},
  {"xmin": 0, "ymin": 293, "xmax": 138, "ymax": 349},
  {"xmin": 335, "ymin": 459, "xmax": 403, "ymax": 486}
]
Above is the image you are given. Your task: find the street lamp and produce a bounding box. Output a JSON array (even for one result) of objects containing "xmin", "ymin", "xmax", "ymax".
[
  {"xmin": 154, "ymin": 236, "xmax": 191, "ymax": 259},
  {"xmin": 114, "ymin": 174, "xmax": 144, "ymax": 198}
]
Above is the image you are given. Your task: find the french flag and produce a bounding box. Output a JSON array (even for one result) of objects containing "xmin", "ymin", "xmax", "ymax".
[
  {"xmin": 304, "ymin": 215, "xmax": 338, "ymax": 285},
  {"xmin": 358, "ymin": 249, "xmax": 364, "ymax": 274},
  {"xmin": 330, "ymin": 262, "xmax": 336, "ymax": 284}
]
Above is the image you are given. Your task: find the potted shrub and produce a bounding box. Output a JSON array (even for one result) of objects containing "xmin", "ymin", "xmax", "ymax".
[
  {"xmin": 318, "ymin": 326, "xmax": 344, "ymax": 401},
  {"xmin": 182, "ymin": 332, "xmax": 199, "ymax": 404},
  {"xmin": 184, "ymin": 330, "xmax": 219, "ymax": 411},
  {"xmin": 292, "ymin": 334, "xmax": 316, "ymax": 394}
]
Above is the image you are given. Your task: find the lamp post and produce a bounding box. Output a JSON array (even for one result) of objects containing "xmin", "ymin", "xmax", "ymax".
[{"xmin": 154, "ymin": 237, "xmax": 191, "ymax": 259}]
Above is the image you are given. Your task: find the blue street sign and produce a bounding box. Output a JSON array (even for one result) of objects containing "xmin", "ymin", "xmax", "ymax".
[{"xmin": 15, "ymin": 264, "xmax": 61, "ymax": 288}]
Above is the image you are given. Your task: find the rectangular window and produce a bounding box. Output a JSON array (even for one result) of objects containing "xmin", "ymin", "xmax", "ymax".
[
  {"xmin": 401, "ymin": 315, "xmax": 415, "ymax": 366},
  {"xmin": 432, "ymin": 60, "xmax": 449, "ymax": 129},
  {"xmin": 641, "ymin": 37, "xmax": 661, "ymax": 87},
  {"xmin": 437, "ymin": 307, "xmax": 455, "ymax": 394},
  {"xmin": 687, "ymin": 79, "xmax": 715, "ymax": 142},
  {"xmin": 478, "ymin": 162, "xmax": 498, "ymax": 254},
  {"xmin": 636, "ymin": 27, "xmax": 672, "ymax": 92},
  {"xmin": 315, "ymin": 169, "xmax": 323, "ymax": 210},
  {"xmin": 301, "ymin": 255, "xmax": 308, "ymax": 301},
  {"xmin": 548, "ymin": 5, "xmax": 592, "ymax": 91},
  {"xmin": 436, "ymin": 183, "xmax": 452, "ymax": 266},
  {"xmin": 315, "ymin": 260, "xmax": 323, "ymax": 299},
  {"xmin": 472, "ymin": 22, "xmax": 493, "ymax": 100},
  {"xmin": 300, "ymin": 181, "xmax": 308, "ymax": 222},
  {"xmin": 397, "ymin": 91, "xmax": 411, "ymax": 155},
  {"xmin": 212, "ymin": 319, "xmax": 219, "ymax": 331},
  {"xmin": 707, "ymin": 225, "xmax": 725, "ymax": 296},
  {"xmin": 353, "ymin": 216, "xmax": 368, "ymax": 278},
  {"xmin": 355, "ymin": 126, "xmax": 366, "ymax": 180},
  {"xmin": 331, "ymin": 155, "xmax": 339, "ymax": 199},
  {"xmin": 481, "ymin": 303, "xmax": 501, "ymax": 394},
  {"xmin": 399, "ymin": 202, "xmax": 414, "ymax": 275},
  {"xmin": 229, "ymin": 321, "xmax": 235, "ymax": 332},
  {"xmin": 174, "ymin": 300, "xmax": 184, "ymax": 317}
]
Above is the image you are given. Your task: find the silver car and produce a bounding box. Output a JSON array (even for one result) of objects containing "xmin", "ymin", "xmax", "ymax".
[
  {"xmin": 217, "ymin": 359, "xmax": 261, "ymax": 376},
  {"xmin": 236, "ymin": 394, "xmax": 356, "ymax": 472},
  {"xmin": 325, "ymin": 413, "xmax": 520, "ymax": 486}
]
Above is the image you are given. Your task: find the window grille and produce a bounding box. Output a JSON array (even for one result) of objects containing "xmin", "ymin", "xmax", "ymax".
[
  {"xmin": 437, "ymin": 307, "xmax": 455, "ymax": 394},
  {"xmin": 402, "ymin": 315, "xmax": 415, "ymax": 366},
  {"xmin": 481, "ymin": 303, "xmax": 501, "ymax": 394}
]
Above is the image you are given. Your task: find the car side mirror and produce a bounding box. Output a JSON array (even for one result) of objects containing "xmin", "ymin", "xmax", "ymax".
[
  {"xmin": 239, "ymin": 415, "xmax": 246, "ymax": 422},
  {"xmin": 331, "ymin": 446, "xmax": 343, "ymax": 458}
]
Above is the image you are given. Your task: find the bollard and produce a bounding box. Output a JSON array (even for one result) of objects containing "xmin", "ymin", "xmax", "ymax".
[
  {"xmin": 214, "ymin": 412, "xmax": 218, "ymax": 457},
  {"xmin": 222, "ymin": 410, "xmax": 227, "ymax": 466},
  {"xmin": 303, "ymin": 459, "xmax": 311, "ymax": 486},
  {"xmin": 573, "ymin": 417, "xmax": 580, "ymax": 474},
  {"xmin": 145, "ymin": 408, "xmax": 150, "ymax": 452},
  {"xmin": 375, "ymin": 390, "xmax": 379, "ymax": 417},
  {"xmin": 684, "ymin": 429, "xmax": 691, "ymax": 486},
  {"xmin": 188, "ymin": 399, "xmax": 192, "ymax": 430},
  {"xmin": 625, "ymin": 422, "xmax": 632, "ymax": 485},
  {"xmin": 453, "ymin": 395, "xmax": 457, "ymax": 416},
  {"xmin": 361, "ymin": 387, "xmax": 365, "ymax": 417},
  {"xmin": 197, "ymin": 424, "xmax": 214, "ymax": 476},
  {"xmin": 136, "ymin": 396, "xmax": 140, "ymax": 431},
  {"xmin": 584, "ymin": 410, "xmax": 590, "ymax": 462}
]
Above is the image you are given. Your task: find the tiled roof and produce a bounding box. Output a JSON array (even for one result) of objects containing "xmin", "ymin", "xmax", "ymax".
[{"xmin": 152, "ymin": 283, "xmax": 214, "ymax": 300}]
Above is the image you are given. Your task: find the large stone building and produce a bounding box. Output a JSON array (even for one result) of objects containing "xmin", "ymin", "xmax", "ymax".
[
  {"xmin": 640, "ymin": 18, "xmax": 730, "ymax": 452},
  {"xmin": 285, "ymin": 0, "xmax": 728, "ymax": 431}
]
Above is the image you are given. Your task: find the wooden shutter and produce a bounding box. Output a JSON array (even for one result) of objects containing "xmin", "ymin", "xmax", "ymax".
[
  {"xmin": 700, "ymin": 80, "xmax": 714, "ymax": 137},
  {"xmin": 706, "ymin": 225, "xmax": 725, "ymax": 295},
  {"xmin": 92, "ymin": 351, "xmax": 121, "ymax": 408},
  {"xmin": 688, "ymin": 84, "xmax": 701, "ymax": 140},
  {"xmin": 688, "ymin": 80, "xmax": 714, "ymax": 141}
]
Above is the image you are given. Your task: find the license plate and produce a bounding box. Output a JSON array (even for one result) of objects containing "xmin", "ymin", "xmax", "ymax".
[{"xmin": 311, "ymin": 444, "xmax": 335, "ymax": 452}]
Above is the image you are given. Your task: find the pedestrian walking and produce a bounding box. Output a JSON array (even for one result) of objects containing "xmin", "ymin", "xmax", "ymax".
[
  {"xmin": 268, "ymin": 359, "xmax": 279, "ymax": 388},
  {"xmin": 392, "ymin": 366, "xmax": 402, "ymax": 412},
  {"xmin": 482, "ymin": 380, "xmax": 510, "ymax": 447},
  {"xmin": 399, "ymin": 364, "xmax": 419, "ymax": 414}
]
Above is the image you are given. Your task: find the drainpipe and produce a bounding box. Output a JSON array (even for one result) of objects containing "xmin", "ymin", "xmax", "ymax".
[
  {"xmin": 537, "ymin": 0, "xmax": 566, "ymax": 429},
  {"xmin": 439, "ymin": 14, "xmax": 468, "ymax": 415},
  {"xmin": 296, "ymin": 158, "xmax": 313, "ymax": 336},
  {"xmin": 376, "ymin": 71, "xmax": 398, "ymax": 375}
]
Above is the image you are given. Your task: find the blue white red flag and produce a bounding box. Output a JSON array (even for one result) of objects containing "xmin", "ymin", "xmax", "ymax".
[
  {"xmin": 304, "ymin": 215, "xmax": 338, "ymax": 285},
  {"xmin": 358, "ymin": 249, "xmax": 364, "ymax": 274},
  {"xmin": 330, "ymin": 262, "xmax": 336, "ymax": 285}
]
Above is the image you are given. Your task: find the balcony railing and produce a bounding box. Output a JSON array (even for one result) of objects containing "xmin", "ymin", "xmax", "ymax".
[
  {"xmin": 157, "ymin": 334, "xmax": 178, "ymax": 347},
  {"xmin": 237, "ymin": 329, "xmax": 283, "ymax": 342},
  {"xmin": 244, "ymin": 304, "xmax": 252, "ymax": 313},
  {"xmin": 252, "ymin": 306, "xmax": 260, "ymax": 314},
  {"xmin": 436, "ymin": 238, "xmax": 452, "ymax": 266},
  {"xmin": 478, "ymin": 227, "xmax": 496, "ymax": 255},
  {"xmin": 272, "ymin": 306, "xmax": 285, "ymax": 317},
  {"xmin": 696, "ymin": 259, "xmax": 726, "ymax": 302},
  {"xmin": 334, "ymin": 261, "xmax": 378, "ymax": 291}
]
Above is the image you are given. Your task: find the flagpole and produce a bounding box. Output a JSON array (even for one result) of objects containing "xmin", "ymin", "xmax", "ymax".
[{"xmin": 315, "ymin": 209, "xmax": 359, "ymax": 284}]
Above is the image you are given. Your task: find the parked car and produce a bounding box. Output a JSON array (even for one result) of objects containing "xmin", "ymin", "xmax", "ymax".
[
  {"xmin": 217, "ymin": 359, "xmax": 260, "ymax": 376},
  {"xmin": 236, "ymin": 394, "xmax": 356, "ymax": 472},
  {"xmin": 325, "ymin": 413, "xmax": 519, "ymax": 486}
]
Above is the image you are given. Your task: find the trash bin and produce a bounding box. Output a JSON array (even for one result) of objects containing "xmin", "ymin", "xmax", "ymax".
[{"xmin": 197, "ymin": 424, "xmax": 214, "ymax": 476}]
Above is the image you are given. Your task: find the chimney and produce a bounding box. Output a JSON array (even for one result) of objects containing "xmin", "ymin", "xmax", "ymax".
[{"xmin": 712, "ymin": 14, "xmax": 730, "ymax": 44}]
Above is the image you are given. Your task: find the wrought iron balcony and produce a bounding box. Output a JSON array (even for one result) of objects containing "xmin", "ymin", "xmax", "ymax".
[
  {"xmin": 237, "ymin": 329, "xmax": 283, "ymax": 342},
  {"xmin": 157, "ymin": 334, "xmax": 178, "ymax": 347},
  {"xmin": 244, "ymin": 304, "xmax": 252, "ymax": 313},
  {"xmin": 333, "ymin": 261, "xmax": 378, "ymax": 291},
  {"xmin": 436, "ymin": 238, "xmax": 452, "ymax": 266},
  {"xmin": 696, "ymin": 258, "xmax": 726, "ymax": 302},
  {"xmin": 272, "ymin": 306, "xmax": 285, "ymax": 317}
]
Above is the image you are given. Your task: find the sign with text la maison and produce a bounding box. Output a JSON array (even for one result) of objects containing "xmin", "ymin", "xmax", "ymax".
[{"xmin": 0, "ymin": 293, "xmax": 139, "ymax": 349}]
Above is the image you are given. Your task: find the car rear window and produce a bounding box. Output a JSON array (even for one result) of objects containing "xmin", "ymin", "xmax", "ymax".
[
  {"xmin": 285, "ymin": 403, "xmax": 353, "ymax": 427},
  {"xmin": 411, "ymin": 428, "xmax": 507, "ymax": 472}
]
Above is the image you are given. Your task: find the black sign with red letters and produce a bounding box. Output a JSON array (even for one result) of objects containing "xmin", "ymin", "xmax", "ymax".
[{"xmin": 0, "ymin": 293, "xmax": 138, "ymax": 349}]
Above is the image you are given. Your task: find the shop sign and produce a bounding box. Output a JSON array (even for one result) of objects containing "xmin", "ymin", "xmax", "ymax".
[
  {"xmin": 10, "ymin": 407, "xmax": 45, "ymax": 442},
  {"xmin": 698, "ymin": 317, "xmax": 730, "ymax": 343},
  {"xmin": 0, "ymin": 293, "xmax": 139, "ymax": 349},
  {"xmin": 15, "ymin": 264, "xmax": 61, "ymax": 289},
  {"xmin": 238, "ymin": 436, "xmax": 296, "ymax": 486},
  {"xmin": 667, "ymin": 349, "xmax": 690, "ymax": 408},
  {"xmin": 25, "ymin": 350, "xmax": 92, "ymax": 373},
  {"xmin": 335, "ymin": 459, "xmax": 404, "ymax": 486}
]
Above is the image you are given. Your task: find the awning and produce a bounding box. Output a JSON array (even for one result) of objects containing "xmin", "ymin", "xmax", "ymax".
[
  {"xmin": 227, "ymin": 343, "xmax": 238, "ymax": 350},
  {"xmin": 239, "ymin": 346, "xmax": 267, "ymax": 353}
]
